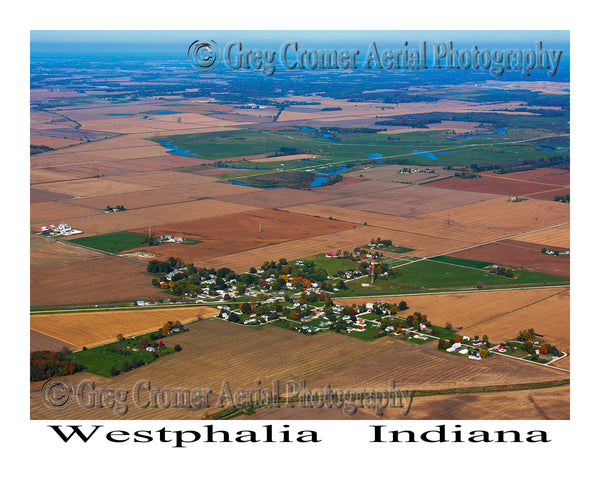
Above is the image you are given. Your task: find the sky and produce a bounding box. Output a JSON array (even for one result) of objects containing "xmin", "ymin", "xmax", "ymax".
[{"xmin": 30, "ymin": 30, "xmax": 570, "ymax": 53}]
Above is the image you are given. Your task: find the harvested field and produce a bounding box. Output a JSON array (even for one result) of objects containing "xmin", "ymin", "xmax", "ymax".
[
  {"xmin": 106, "ymin": 170, "xmax": 211, "ymax": 188},
  {"xmin": 346, "ymin": 164, "xmax": 454, "ymax": 184},
  {"xmin": 450, "ymin": 239, "xmax": 570, "ymax": 277},
  {"xmin": 428, "ymin": 175, "xmax": 560, "ymax": 196},
  {"xmin": 217, "ymin": 187, "xmax": 341, "ymax": 208},
  {"xmin": 31, "ymin": 199, "xmax": 260, "ymax": 237},
  {"xmin": 30, "ymin": 167, "xmax": 93, "ymax": 184},
  {"xmin": 30, "ymin": 135, "xmax": 84, "ymax": 149},
  {"xmin": 460, "ymin": 289, "xmax": 570, "ymax": 350},
  {"xmin": 68, "ymin": 180, "xmax": 256, "ymax": 210},
  {"xmin": 336, "ymin": 286, "xmax": 568, "ymax": 346},
  {"xmin": 126, "ymin": 209, "xmax": 357, "ymax": 264},
  {"xmin": 248, "ymin": 154, "xmax": 322, "ymax": 163},
  {"xmin": 30, "ymin": 201, "xmax": 101, "ymax": 224},
  {"xmin": 30, "ymin": 234, "xmax": 103, "ymax": 270},
  {"xmin": 319, "ymin": 185, "xmax": 497, "ymax": 217},
  {"xmin": 30, "ymin": 318, "xmax": 568, "ymax": 420},
  {"xmin": 313, "ymin": 179, "xmax": 403, "ymax": 196},
  {"xmin": 390, "ymin": 197, "xmax": 570, "ymax": 245},
  {"xmin": 513, "ymin": 224, "xmax": 570, "ymax": 248},
  {"xmin": 30, "ymin": 188, "xmax": 73, "ymax": 203},
  {"xmin": 30, "ymin": 255, "xmax": 173, "ymax": 307},
  {"xmin": 499, "ymin": 168, "xmax": 570, "ymax": 186},
  {"xmin": 33, "ymin": 177, "xmax": 150, "ymax": 197},
  {"xmin": 527, "ymin": 187, "xmax": 570, "ymax": 201},
  {"xmin": 248, "ymin": 385, "xmax": 570, "ymax": 420},
  {"xmin": 30, "ymin": 306, "xmax": 219, "ymax": 350},
  {"xmin": 30, "ymin": 330, "xmax": 78, "ymax": 353}
]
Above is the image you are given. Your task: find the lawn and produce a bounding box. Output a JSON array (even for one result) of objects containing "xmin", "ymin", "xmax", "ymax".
[
  {"xmin": 303, "ymin": 253, "xmax": 358, "ymax": 275},
  {"xmin": 67, "ymin": 231, "xmax": 147, "ymax": 254},
  {"xmin": 428, "ymin": 255, "xmax": 493, "ymax": 269},
  {"xmin": 68, "ymin": 332, "xmax": 177, "ymax": 377}
]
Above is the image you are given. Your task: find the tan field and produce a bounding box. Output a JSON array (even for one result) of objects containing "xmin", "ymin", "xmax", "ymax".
[
  {"xmin": 30, "ymin": 234, "xmax": 102, "ymax": 269},
  {"xmin": 460, "ymin": 289, "xmax": 570, "ymax": 351},
  {"xmin": 391, "ymin": 196, "xmax": 570, "ymax": 246},
  {"xmin": 30, "ymin": 135, "xmax": 85, "ymax": 149},
  {"xmin": 30, "ymin": 201, "xmax": 101, "ymax": 224},
  {"xmin": 31, "ymin": 199, "xmax": 261, "ymax": 237},
  {"xmin": 336, "ymin": 286, "xmax": 570, "ymax": 350},
  {"xmin": 31, "ymin": 306, "xmax": 219, "ymax": 350},
  {"xmin": 513, "ymin": 224, "xmax": 570, "ymax": 248},
  {"xmin": 68, "ymin": 180, "xmax": 256, "ymax": 210},
  {"xmin": 30, "ymin": 318, "xmax": 569, "ymax": 420}
]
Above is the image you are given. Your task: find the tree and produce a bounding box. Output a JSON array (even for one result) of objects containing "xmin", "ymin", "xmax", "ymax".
[
  {"xmin": 480, "ymin": 348, "xmax": 488, "ymax": 358},
  {"xmin": 116, "ymin": 333, "xmax": 124, "ymax": 342},
  {"xmin": 240, "ymin": 302, "xmax": 252, "ymax": 314},
  {"xmin": 174, "ymin": 344, "xmax": 182, "ymax": 351},
  {"xmin": 109, "ymin": 364, "xmax": 120, "ymax": 376}
]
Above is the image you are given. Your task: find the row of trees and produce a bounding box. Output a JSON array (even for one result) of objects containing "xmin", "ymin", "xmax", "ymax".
[{"xmin": 30, "ymin": 351, "xmax": 83, "ymax": 381}]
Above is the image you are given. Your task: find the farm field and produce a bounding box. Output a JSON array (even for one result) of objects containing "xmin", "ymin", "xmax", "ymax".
[
  {"xmin": 429, "ymin": 175, "xmax": 567, "ymax": 197},
  {"xmin": 31, "ymin": 201, "xmax": 101, "ymax": 224},
  {"xmin": 30, "ymin": 234, "xmax": 103, "ymax": 269},
  {"xmin": 513, "ymin": 223, "xmax": 570, "ymax": 248},
  {"xmin": 30, "ymin": 255, "xmax": 172, "ymax": 307},
  {"xmin": 67, "ymin": 180, "xmax": 257, "ymax": 210},
  {"xmin": 31, "ymin": 306, "xmax": 219, "ymax": 350},
  {"xmin": 248, "ymin": 385, "xmax": 570, "ymax": 420},
  {"xmin": 30, "ymin": 318, "xmax": 569, "ymax": 420},
  {"xmin": 318, "ymin": 184, "xmax": 498, "ymax": 217},
  {"xmin": 449, "ymin": 239, "xmax": 570, "ymax": 277},
  {"xmin": 125, "ymin": 209, "xmax": 357, "ymax": 263}
]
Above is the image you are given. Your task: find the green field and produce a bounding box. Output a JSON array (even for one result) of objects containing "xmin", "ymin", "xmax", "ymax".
[
  {"xmin": 155, "ymin": 125, "xmax": 568, "ymax": 168},
  {"xmin": 67, "ymin": 231, "xmax": 147, "ymax": 253},
  {"xmin": 362, "ymin": 245, "xmax": 415, "ymax": 254},
  {"xmin": 428, "ymin": 256, "xmax": 493, "ymax": 269},
  {"xmin": 345, "ymin": 259, "xmax": 569, "ymax": 293}
]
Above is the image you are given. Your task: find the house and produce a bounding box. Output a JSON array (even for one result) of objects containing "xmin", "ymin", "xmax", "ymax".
[
  {"xmin": 146, "ymin": 346, "xmax": 156, "ymax": 352},
  {"xmin": 458, "ymin": 348, "xmax": 468, "ymax": 355},
  {"xmin": 446, "ymin": 342, "xmax": 462, "ymax": 353}
]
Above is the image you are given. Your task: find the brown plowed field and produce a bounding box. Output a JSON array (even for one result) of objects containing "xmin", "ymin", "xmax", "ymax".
[
  {"xmin": 30, "ymin": 255, "xmax": 172, "ymax": 307},
  {"xmin": 499, "ymin": 168, "xmax": 570, "ymax": 185},
  {"xmin": 336, "ymin": 286, "xmax": 569, "ymax": 347},
  {"xmin": 30, "ymin": 318, "xmax": 569, "ymax": 420},
  {"xmin": 126, "ymin": 209, "xmax": 357, "ymax": 264},
  {"xmin": 30, "ymin": 330, "xmax": 78, "ymax": 353},
  {"xmin": 450, "ymin": 239, "xmax": 570, "ymax": 278},
  {"xmin": 248, "ymin": 385, "xmax": 569, "ymax": 420},
  {"xmin": 31, "ymin": 306, "xmax": 219, "ymax": 350},
  {"xmin": 217, "ymin": 187, "xmax": 341, "ymax": 208},
  {"xmin": 319, "ymin": 185, "xmax": 497, "ymax": 217},
  {"xmin": 30, "ymin": 188, "xmax": 74, "ymax": 203},
  {"xmin": 527, "ymin": 187, "xmax": 570, "ymax": 201},
  {"xmin": 513, "ymin": 224, "xmax": 570, "ymax": 248}
]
